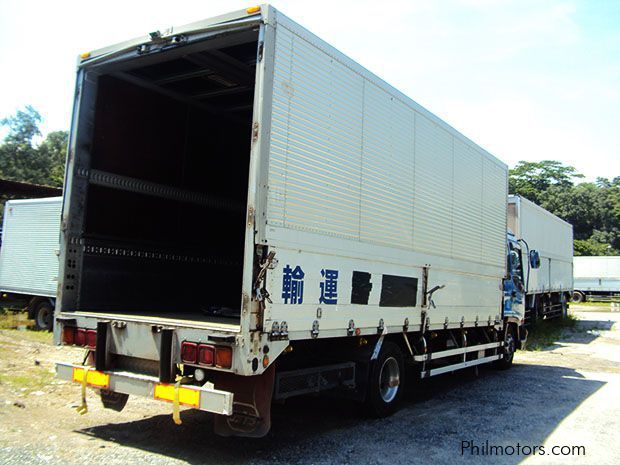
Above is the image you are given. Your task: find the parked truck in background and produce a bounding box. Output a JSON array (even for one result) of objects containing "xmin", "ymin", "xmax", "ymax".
[
  {"xmin": 507, "ymin": 195, "xmax": 573, "ymax": 322},
  {"xmin": 54, "ymin": 5, "xmax": 536, "ymax": 437},
  {"xmin": 573, "ymin": 256, "xmax": 620, "ymax": 302},
  {"xmin": 0, "ymin": 197, "xmax": 62, "ymax": 330}
]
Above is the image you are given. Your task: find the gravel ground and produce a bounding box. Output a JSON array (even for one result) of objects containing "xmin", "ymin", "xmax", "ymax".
[{"xmin": 1, "ymin": 310, "xmax": 619, "ymax": 465}]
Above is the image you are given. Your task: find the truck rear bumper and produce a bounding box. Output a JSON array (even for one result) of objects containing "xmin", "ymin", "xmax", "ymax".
[{"xmin": 56, "ymin": 362, "xmax": 234, "ymax": 416}]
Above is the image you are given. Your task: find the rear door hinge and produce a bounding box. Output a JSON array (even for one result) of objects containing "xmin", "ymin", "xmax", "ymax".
[{"xmin": 252, "ymin": 122, "xmax": 260, "ymax": 143}]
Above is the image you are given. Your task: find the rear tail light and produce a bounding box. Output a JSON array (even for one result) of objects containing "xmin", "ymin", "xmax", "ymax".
[
  {"xmin": 63, "ymin": 326, "xmax": 97, "ymax": 348},
  {"xmin": 86, "ymin": 330, "xmax": 97, "ymax": 348},
  {"xmin": 62, "ymin": 326, "xmax": 76, "ymax": 345},
  {"xmin": 215, "ymin": 346, "xmax": 233, "ymax": 369},
  {"xmin": 198, "ymin": 344, "xmax": 214, "ymax": 366},
  {"xmin": 182, "ymin": 341, "xmax": 233, "ymax": 369},
  {"xmin": 75, "ymin": 328, "xmax": 87, "ymax": 346},
  {"xmin": 181, "ymin": 342, "xmax": 198, "ymax": 363}
]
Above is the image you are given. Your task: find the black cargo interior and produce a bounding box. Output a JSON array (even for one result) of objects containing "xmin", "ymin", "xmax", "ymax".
[{"xmin": 75, "ymin": 33, "xmax": 259, "ymax": 320}]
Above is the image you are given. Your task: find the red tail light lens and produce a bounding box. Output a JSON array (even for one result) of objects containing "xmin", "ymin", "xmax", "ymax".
[
  {"xmin": 198, "ymin": 344, "xmax": 214, "ymax": 366},
  {"xmin": 215, "ymin": 346, "xmax": 233, "ymax": 369},
  {"xmin": 75, "ymin": 328, "xmax": 87, "ymax": 346},
  {"xmin": 181, "ymin": 342, "xmax": 198, "ymax": 363},
  {"xmin": 86, "ymin": 330, "xmax": 97, "ymax": 348},
  {"xmin": 62, "ymin": 326, "xmax": 76, "ymax": 345}
]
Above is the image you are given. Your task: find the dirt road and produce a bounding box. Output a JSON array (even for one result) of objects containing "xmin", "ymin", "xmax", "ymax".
[{"xmin": 1, "ymin": 310, "xmax": 619, "ymax": 464}]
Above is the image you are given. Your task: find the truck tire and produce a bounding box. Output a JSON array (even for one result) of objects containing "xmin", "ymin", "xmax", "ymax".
[
  {"xmin": 572, "ymin": 291, "xmax": 586, "ymax": 303},
  {"xmin": 366, "ymin": 341, "xmax": 405, "ymax": 417},
  {"xmin": 560, "ymin": 293, "xmax": 569, "ymax": 318},
  {"xmin": 494, "ymin": 326, "xmax": 516, "ymax": 370},
  {"xmin": 100, "ymin": 390, "xmax": 129, "ymax": 412},
  {"xmin": 33, "ymin": 301, "xmax": 53, "ymax": 331}
]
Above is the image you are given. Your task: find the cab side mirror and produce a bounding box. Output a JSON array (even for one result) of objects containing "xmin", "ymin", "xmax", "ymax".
[{"xmin": 529, "ymin": 250, "xmax": 541, "ymax": 269}]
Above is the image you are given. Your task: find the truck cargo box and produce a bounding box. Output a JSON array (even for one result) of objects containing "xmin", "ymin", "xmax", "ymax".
[
  {"xmin": 574, "ymin": 256, "xmax": 620, "ymax": 295},
  {"xmin": 507, "ymin": 195, "xmax": 573, "ymax": 295},
  {"xmin": 58, "ymin": 6, "xmax": 508, "ymax": 339}
]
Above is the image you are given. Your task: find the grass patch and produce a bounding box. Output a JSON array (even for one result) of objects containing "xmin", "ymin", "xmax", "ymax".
[
  {"xmin": 0, "ymin": 313, "xmax": 52, "ymax": 343},
  {"xmin": 0, "ymin": 369, "xmax": 55, "ymax": 392},
  {"xmin": 526, "ymin": 315, "xmax": 578, "ymax": 351},
  {"xmin": 0, "ymin": 311, "xmax": 33, "ymax": 330},
  {"xmin": 3, "ymin": 329, "xmax": 54, "ymax": 344}
]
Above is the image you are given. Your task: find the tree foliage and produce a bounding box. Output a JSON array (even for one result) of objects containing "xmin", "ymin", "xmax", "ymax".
[
  {"xmin": 0, "ymin": 106, "xmax": 67, "ymax": 188},
  {"xmin": 509, "ymin": 161, "xmax": 619, "ymax": 256}
]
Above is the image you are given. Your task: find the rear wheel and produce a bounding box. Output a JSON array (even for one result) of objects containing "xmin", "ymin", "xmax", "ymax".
[
  {"xmin": 494, "ymin": 326, "xmax": 516, "ymax": 370},
  {"xmin": 33, "ymin": 301, "xmax": 53, "ymax": 331},
  {"xmin": 572, "ymin": 291, "xmax": 586, "ymax": 303},
  {"xmin": 366, "ymin": 341, "xmax": 405, "ymax": 417}
]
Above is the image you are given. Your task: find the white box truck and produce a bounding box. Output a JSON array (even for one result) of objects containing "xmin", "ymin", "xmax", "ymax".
[
  {"xmin": 507, "ymin": 195, "xmax": 573, "ymax": 320},
  {"xmin": 54, "ymin": 5, "xmax": 528, "ymax": 436},
  {"xmin": 573, "ymin": 256, "xmax": 620, "ymax": 302},
  {"xmin": 0, "ymin": 197, "xmax": 62, "ymax": 330}
]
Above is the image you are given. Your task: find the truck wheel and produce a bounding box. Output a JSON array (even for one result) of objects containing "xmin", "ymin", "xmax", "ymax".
[
  {"xmin": 366, "ymin": 341, "xmax": 405, "ymax": 417},
  {"xmin": 33, "ymin": 301, "xmax": 53, "ymax": 331},
  {"xmin": 100, "ymin": 390, "xmax": 129, "ymax": 412},
  {"xmin": 560, "ymin": 294, "xmax": 569, "ymax": 318},
  {"xmin": 572, "ymin": 291, "xmax": 585, "ymax": 303},
  {"xmin": 494, "ymin": 326, "xmax": 516, "ymax": 370}
]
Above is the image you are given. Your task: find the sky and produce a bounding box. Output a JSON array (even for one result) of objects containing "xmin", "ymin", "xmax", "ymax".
[{"xmin": 0, "ymin": 0, "xmax": 618, "ymax": 180}]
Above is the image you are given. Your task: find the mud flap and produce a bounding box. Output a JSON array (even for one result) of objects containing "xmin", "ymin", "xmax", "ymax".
[{"xmin": 213, "ymin": 365, "xmax": 275, "ymax": 438}]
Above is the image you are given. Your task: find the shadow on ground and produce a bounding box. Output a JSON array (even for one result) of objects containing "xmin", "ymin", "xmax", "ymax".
[{"xmin": 77, "ymin": 360, "xmax": 605, "ymax": 465}]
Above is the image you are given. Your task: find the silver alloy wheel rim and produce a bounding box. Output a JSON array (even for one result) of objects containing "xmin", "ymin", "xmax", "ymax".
[
  {"xmin": 379, "ymin": 356, "xmax": 400, "ymax": 403},
  {"xmin": 37, "ymin": 306, "xmax": 50, "ymax": 329}
]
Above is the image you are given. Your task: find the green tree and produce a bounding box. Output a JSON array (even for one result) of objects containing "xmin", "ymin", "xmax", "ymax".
[
  {"xmin": 574, "ymin": 238, "xmax": 616, "ymax": 256},
  {"xmin": 510, "ymin": 160, "xmax": 620, "ymax": 256},
  {"xmin": 0, "ymin": 106, "xmax": 67, "ymax": 187},
  {"xmin": 509, "ymin": 160, "xmax": 584, "ymax": 204}
]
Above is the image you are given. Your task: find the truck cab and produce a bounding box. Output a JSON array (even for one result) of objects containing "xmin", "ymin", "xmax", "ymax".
[
  {"xmin": 504, "ymin": 231, "xmax": 542, "ymax": 349},
  {"xmin": 505, "ymin": 232, "xmax": 526, "ymax": 322}
]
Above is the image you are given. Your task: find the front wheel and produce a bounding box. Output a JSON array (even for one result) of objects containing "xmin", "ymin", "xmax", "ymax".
[
  {"xmin": 560, "ymin": 293, "xmax": 569, "ymax": 318},
  {"xmin": 494, "ymin": 326, "xmax": 516, "ymax": 370},
  {"xmin": 366, "ymin": 341, "xmax": 405, "ymax": 417}
]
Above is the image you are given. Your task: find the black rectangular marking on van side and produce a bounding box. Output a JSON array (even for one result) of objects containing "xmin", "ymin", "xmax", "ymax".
[
  {"xmin": 379, "ymin": 275, "xmax": 418, "ymax": 307},
  {"xmin": 351, "ymin": 271, "xmax": 372, "ymax": 305}
]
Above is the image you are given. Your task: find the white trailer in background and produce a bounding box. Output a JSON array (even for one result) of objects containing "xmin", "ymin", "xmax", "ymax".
[
  {"xmin": 507, "ymin": 195, "xmax": 573, "ymax": 320},
  {"xmin": 573, "ymin": 256, "xmax": 620, "ymax": 302},
  {"xmin": 0, "ymin": 197, "xmax": 62, "ymax": 330}
]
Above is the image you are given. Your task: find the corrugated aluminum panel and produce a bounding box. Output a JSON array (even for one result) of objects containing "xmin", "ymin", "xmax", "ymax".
[
  {"xmin": 0, "ymin": 197, "xmax": 62, "ymax": 297},
  {"xmin": 268, "ymin": 25, "xmax": 363, "ymax": 240},
  {"xmin": 451, "ymin": 138, "xmax": 483, "ymax": 262},
  {"xmin": 360, "ymin": 81, "xmax": 414, "ymax": 249},
  {"xmin": 267, "ymin": 16, "xmax": 507, "ymax": 270},
  {"xmin": 482, "ymin": 159, "xmax": 509, "ymax": 269},
  {"xmin": 412, "ymin": 114, "xmax": 454, "ymax": 256}
]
